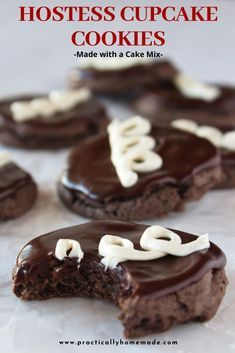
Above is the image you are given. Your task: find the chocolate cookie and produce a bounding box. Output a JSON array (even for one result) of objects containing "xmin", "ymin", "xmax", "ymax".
[
  {"xmin": 0, "ymin": 153, "xmax": 37, "ymax": 220},
  {"xmin": 58, "ymin": 122, "xmax": 222, "ymax": 221},
  {"xmin": 12, "ymin": 220, "xmax": 228, "ymax": 338},
  {"xmin": 68, "ymin": 59, "xmax": 178, "ymax": 95},
  {"xmin": 134, "ymin": 81, "xmax": 235, "ymax": 188},
  {"xmin": 0, "ymin": 89, "xmax": 109, "ymax": 149}
]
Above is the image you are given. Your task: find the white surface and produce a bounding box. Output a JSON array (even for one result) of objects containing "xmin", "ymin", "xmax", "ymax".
[
  {"xmin": 0, "ymin": 151, "xmax": 235, "ymax": 353},
  {"xmin": 0, "ymin": 1, "xmax": 235, "ymax": 353}
]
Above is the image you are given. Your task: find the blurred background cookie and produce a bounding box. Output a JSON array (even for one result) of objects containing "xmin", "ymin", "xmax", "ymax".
[
  {"xmin": 134, "ymin": 74, "xmax": 235, "ymax": 188},
  {"xmin": 0, "ymin": 152, "xmax": 37, "ymax": 220},
  {"xmin": 0, "ymin": 89, "xmax": 110, "ymax": 149},
  {"xmin": 68, "ymin": 58, "xmax": 178, "ymax": 95}
]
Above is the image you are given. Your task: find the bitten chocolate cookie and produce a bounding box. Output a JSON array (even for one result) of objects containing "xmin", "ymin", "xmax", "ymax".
[
  {"xmin": 12, "ymin": 220, "xmax": 228, "ymax": 338},
  {"xmin": 68, "ymin": 59, "xmax": 178, "ymax": 95},
  {"xmin": 0, "ymin": 89, "xmax": 109, "ymax": 149},
  {"xmin": 0, "ymin": 152, "xmax": 37, "ymax": 220},
  {"xmin": 58, "ymin": 116, "xmax": 222, "ymax": 221},
  {"xmin": 134, "ymin": 74, "xmax": 235, "ymax": 188}
]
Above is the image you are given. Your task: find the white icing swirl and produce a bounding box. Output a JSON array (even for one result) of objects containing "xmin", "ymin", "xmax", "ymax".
[
  {"xmin": 108, "ymin": 116, "xmax": 163, "ymax": 188},
  {"xmin": 0, "ymin": 151, "xmax": 12, "ymax": 168},
  {"xmin": 196, "ymin": 126, "xmax": 223, "ymax": 147},
  {"xmin": 170, "ymin": 119, "xmax": 197, "ymax": 134},
  {"xmin": 55, "ymin": 239, "xmax": 84, "ymax": 262},
  {"xmin": 172, "ymin": 119, "xmax": 235, "ymax": 151},
  {"xmin": 221, "ymin": 131, "xmax": 235, "ymax": 151},
  {"xmin": 98, "ymin": 226, "xmax": 210, "ymax": 270},
  {"xmin": 79, "ymin": 57, "xmax": 152, "ymax": 71},
  {"xmin": 10, "ymin": 88, "xmax": 92, "ymax": 122},
  {"xmin": 174, "ymin": 73, "xmax": 221, "ymax": 102}
]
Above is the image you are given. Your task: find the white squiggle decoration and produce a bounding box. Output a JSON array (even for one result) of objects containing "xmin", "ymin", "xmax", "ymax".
[
  {"xmin": 172, "ymin": 119, "xmax": 235, "ymax": 151},
  {"xmin": 98, "ymin": 225, "xmax": 210, "ymax": 270},
  {"xmin": 78, "ymin": 57, "xmax": 152, "ymax": 71},
  {"xmin": 108, "ymin": 116, "xmax": 163, "ymax": 188},
  {"xmin": 174, "ymin": 73, "xmax": 221, "ymax": 102},
  {"xmin": 55, "ymin": 239, "xmax": 84, "ymax": 262},
  {"xmin": 0, "ymin": 151, "xmax": 12, "ymax": 168},
  {"xmin": 222, "ymin": 131, "xmax": 235, "ymax": 151},
  {"xmin": 10, "ymin": 88, "xmax": 92, "ymax": 122}
]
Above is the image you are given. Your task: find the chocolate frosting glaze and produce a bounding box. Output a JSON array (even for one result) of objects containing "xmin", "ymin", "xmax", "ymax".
[
  {"xmin": 16, "ymin": 221, "xmax": 226, "ymax": 297},
  {"xmin": 0, "ymin": 162, "xmax": 32, "ymax": 200},
  {"xmin": 0, "ymin": 95, "xmax": 108, "ymax": 138},
  {"xmin": 134, "ymin": 85, "xmax": 235, "ymax": 167},
  {"xmin": 61, "ymin": 126, "xmax": 220, "ymax": 201},
  {"xmin": 136, "ymin": 84, "xmax": 235, "ymax": 124}
]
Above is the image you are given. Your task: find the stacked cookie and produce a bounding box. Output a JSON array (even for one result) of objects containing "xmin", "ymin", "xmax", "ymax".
[{"xmin": 2, "ymin": 57, "xmax": 230, "ymax": 338}]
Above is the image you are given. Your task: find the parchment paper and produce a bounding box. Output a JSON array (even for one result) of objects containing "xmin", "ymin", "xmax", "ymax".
[
  {"xmin": 0, "ymin": 99, "xmax": 234, "ymax": 353},
  {"xmin": 0, "ymin": 1, "xmax": 235, "ymax": 352}
]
